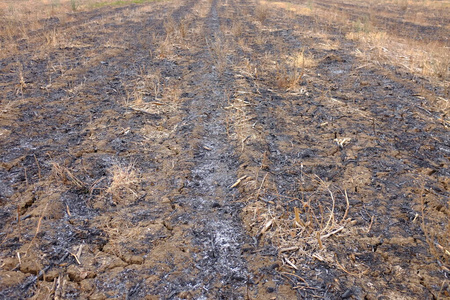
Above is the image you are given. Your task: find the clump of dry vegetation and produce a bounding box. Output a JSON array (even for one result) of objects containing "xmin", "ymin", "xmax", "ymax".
[
  {"xmin": 263, "ymin": 0, "xmax": 449, "ymax": 87},
  {"xmin": 346, "ymin": 21, "xmax": 449, "ymax": 81},
  {"xmin": 243, "ymin": 173, "xmax": 356, "ymax": 271},
  {"xmin": 275, "ymin": 50, "xmax": 316, "ymax": 90},
  {"xmin": 50, "ymin": 161, "xmax": 86, "ymax": 190},
  {"xmin": 207, "ymin": 36, "xmax": 231, "ymax": 73},
  {"xmin": 105, "ymin": 162, "xmax": 141, "ymax": 205}
]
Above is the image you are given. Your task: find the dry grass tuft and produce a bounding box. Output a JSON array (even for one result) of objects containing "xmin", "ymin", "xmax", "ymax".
[
  {"xmin": 43, "ymin": 28, "xmax": 60, "ymax": 47},
  {"xmin": 347, "ymin": 24, "xmax": 449, "ymax": 80},
  {"xmin": 157, "ymin": 35, "xmax": 174, "ymax": 58},
  {"xmin": 231, "ymin": 19, "xmax": 244, "ymax": 37},
  {"xmin": 164, "ymin": 17, "xmax": 177, "ymax": 37},
  {"xmin": 163, "ymin": 79, "xmax": 183, "ymax": 104},
  {"xmin": 261, "ymin": 0, "xmax": 313, "ymax": 16},
  {"xmin": 178, "ymin": 17, "xmax": 190, "ymax": 40},
  {"xmin": 275, "ymin": 50, "xmax": 315, "ymax": 90},
  {"xmin": 276, "ymin": 61, "xmax": 303, "ymax": 90},
  {"xmin": 106, "ymin": 162, "xmax": 140, "ymax": 204},
  {"xmin": 294, "ymin": 49, "xmax": 316, "ymax": 69}
]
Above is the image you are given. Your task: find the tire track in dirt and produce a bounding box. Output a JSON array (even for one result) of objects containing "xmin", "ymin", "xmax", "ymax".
[
  {"xmin": 0, "ymin": 1, "xmax": 203, "ymax": 298},
  {"xmin": 230, "ymin": 2, "xmax": 449, "ymax": 298},
  {"xmin": 144, "ymin": 0, "xmax": 253, "ymax": 297}
]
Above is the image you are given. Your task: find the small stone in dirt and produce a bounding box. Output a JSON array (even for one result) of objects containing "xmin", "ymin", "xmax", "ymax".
[
  {"xmin": 80, "ymin": 278, "xmax": 96, "ymax": 292},
  {"xmin": 19, "ymin": 256, "xmax": 43, "ymax": 275},
  {"xmin": 211, "ymin": 202, "xmax": 221, "ymax": 208},
  {"xmin": 266, "ymin": 286, "xmax": 275, "ymax": 293},
  {"xmin": 44, "ymin": 268, "xmax": 60, "ymax": 282},
  {"xmin": 98, "ymin": 253, "xmax": 127, "ymax": 271},
  {"xmin": 341, "ymin": 289, "xmax": 353, "ymax": 299},
  {"xmin": 123, "ymin": 254, "xmax": 144, "ymax": 265},
  {"xmin": 67, "ymin": 264, "xmax": 95, "ymax": 282}
]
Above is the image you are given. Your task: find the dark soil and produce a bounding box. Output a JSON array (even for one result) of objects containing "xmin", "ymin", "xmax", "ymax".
[{"xmin": 0, "ymin": 0, "xmax": 449, "ymax": 299}]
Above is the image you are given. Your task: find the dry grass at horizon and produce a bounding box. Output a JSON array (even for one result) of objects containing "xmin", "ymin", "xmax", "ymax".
[
  {"xmin": 0, "ymin": 0, "xmax": 164, "ymax": 57},
  {"xmin": 262, "ymin": 0, "xmax": 449, "ymax": 88},
  {"xmin": 0, "ymin": 0, "xmax": 157, "ymax": 16}
]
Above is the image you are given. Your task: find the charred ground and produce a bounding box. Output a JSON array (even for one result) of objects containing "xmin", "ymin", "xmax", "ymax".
[{"xmin": 0, "ymin": 0, "xmax": 449, "ymax": 299}]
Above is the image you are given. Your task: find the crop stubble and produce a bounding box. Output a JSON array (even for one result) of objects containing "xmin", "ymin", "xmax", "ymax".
[{"xmin": 0, "ymin": 0, "xmax": 449, "ymax": 299}]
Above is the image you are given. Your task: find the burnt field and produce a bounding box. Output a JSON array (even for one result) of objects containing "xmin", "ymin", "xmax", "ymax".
[{"xmin": 0, "ymin": 0, "xmax": 449, "ymax": 299}]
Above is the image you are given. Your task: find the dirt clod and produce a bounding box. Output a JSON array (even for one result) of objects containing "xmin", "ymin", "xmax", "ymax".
[
  {"xmin": 19, "ymin": 256, "xmax": 43, "ymax": 275},
  {"xmin": 0, "ymin": 271, "xmax": 27, "ymax": 288}
]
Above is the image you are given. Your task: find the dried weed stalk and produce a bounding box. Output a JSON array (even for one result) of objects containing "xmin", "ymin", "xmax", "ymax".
[
  {"xmin": 50, "ymin": 162, "xmax": 85, "ymax": 189},
  {"xmin": 206, "ymin": 37, "xmax": 229, "ymax": 72}
]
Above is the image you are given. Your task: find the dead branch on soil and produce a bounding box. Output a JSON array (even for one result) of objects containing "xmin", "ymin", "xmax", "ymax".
[
  {"xmin": 334, "ymin": 253, "xmax": 369, "ymax": 277},
  {"xmin": 230, "ymin": 175, "xmax": 248, "ymax": 189},
  {"xmin": 26, "ymin": 202, "xmax": 49, "ymax": 253}
]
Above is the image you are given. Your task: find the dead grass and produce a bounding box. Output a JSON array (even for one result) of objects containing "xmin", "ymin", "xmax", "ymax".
[
  {"xmin": 105, "ymin": 162, "xmax": 140, "ymax": 205},
  {"xmin": 207, "ymin": 37, "xmax": 230, "ymax": 73},
  {"xmin": 162, "ymin": 79, "xmax": 183, "ymax": 104},
  {"xmin": 0, "ymin": 0, "xmax": 165, "ymax": 58},
  {"xmin": 230, "ymin": 19, "xmax": 244, "ymax": 37},
  {"xmin": 178, "ymin": 18, "xmax": 190, "ymax": 40},
  {"xmin": 266, "ymin": 0, "xmax": 449, "ymax": 84},
  {"xmin": 243, "ymin": 172, "xmax": 356, "ymax": 269},
  {"xmin": 261, "ymin": 0, "xmax": 313, "ymax": 16},
  {"xmin": 43, "ymin": 28, "xmax": 60, "ymax": 48},
  {"xmin": 346, "ymin": 24, "xmax": 449, "ymax": 80},
  {"xmin": 294, "ymin": 50, "xmax": 316, "ymax": 69},
  {"xmin": 50, "ymin": 162, "xmax": 86, "ymax": 190},
  {"xmin": 265, "ymin": 0, "xmax": 449, "ymax": 115},
  {"xmin": 275, "ymin": 61, "xmax": 303, "ymax": 90},
  {"xmin": 275, "ymin": 50, "xmax": 316, "ymax": 90},
  {"xmin": 254, "ymin": 3, "xmax": 269, "ymax": 23}
]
